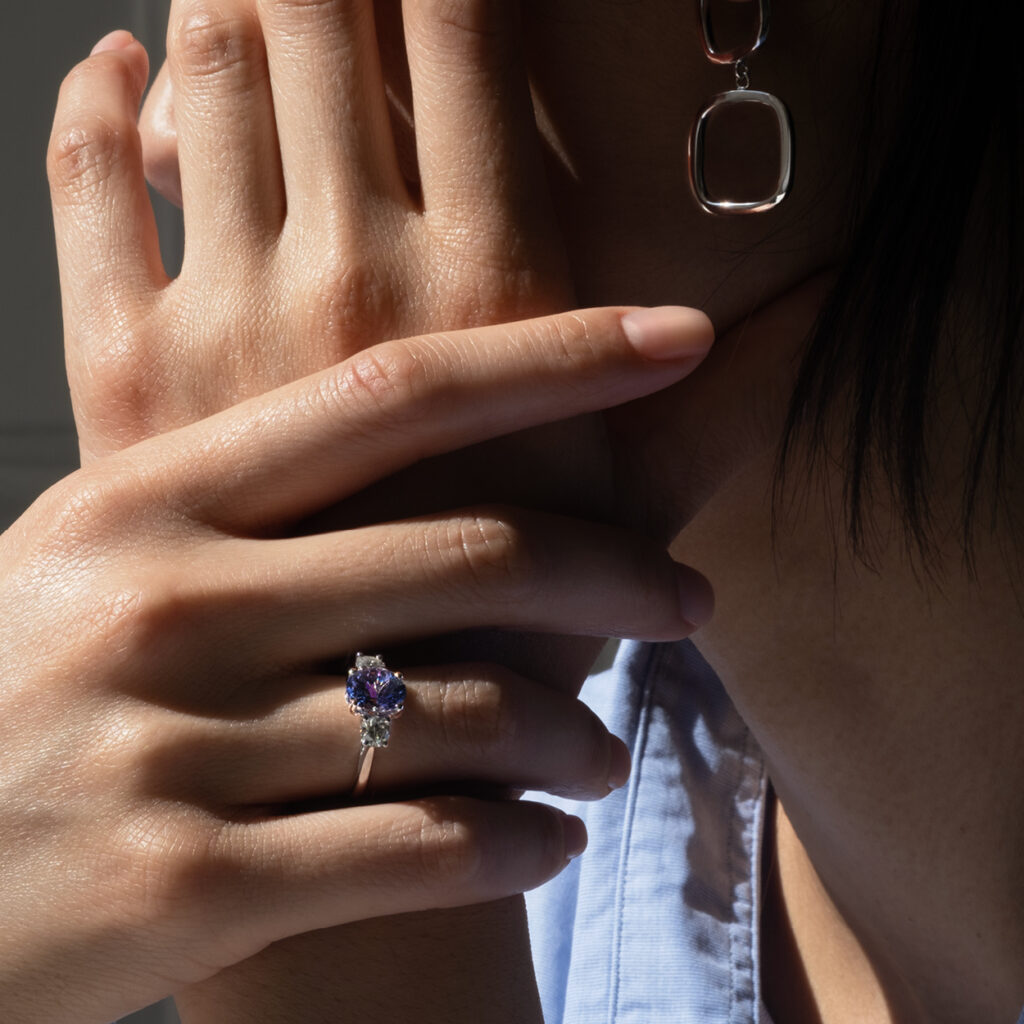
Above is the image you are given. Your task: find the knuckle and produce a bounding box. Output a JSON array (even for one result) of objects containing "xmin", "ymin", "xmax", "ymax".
[
  {"xmin": 104, "ymin": 714, "xmax": 165, "ymax": 781},
  {"xmin": 441, "ymin": 678, "xmax": 520, "ymax": 764},
  {"xmin": 173, "ymin": 8, "xmax": 260, "ymax": 83},
  {"xmin": 408, "ymin": 801, "xmax": 485, "ymax": 888},
  {"xmin": 64, "ymin": 565, "xmax": 210, "ymax": 688},
  {"xmin": 47, "ymin": 115, "xmax": 135, "ymax": 199},
  {"xmin": 446, "ymin": 510, "xmax": 541, "ymax": 601},
  {"xmin": 77, "ymin": 589, "xmax": 155, "ymax": 676},
  {"xmin": 78, "ymin": 328, "xmax": 153, "ymax": 407},
  {"xmin": 532, "ymin": 312, "xmax": 607, "ymax": 383},
  {"xmin": 62, "ymin": 301, "xmax": 159, "ymax": 454},
  {"xmin": 121, "ymin": 570, "xmax": 207, "ymax": 658},
  {"xmin": 314, "ymin": 260, "xmax": 399, "ymax": 346},
  {"xmin": 117, "ymin": 812, "xmax": 231, "ymax": 927},
  {"xmin": 42, "ymin": 469, "xmax": 138, "ymax": 549},
  {"xmin": 321, "ymin": 339, "xmax": 426, "ymax": 427}
]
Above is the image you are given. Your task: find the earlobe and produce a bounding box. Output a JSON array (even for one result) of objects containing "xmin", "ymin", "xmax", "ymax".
[{"xmin": 139, "ymin": 61, "xmax": 183, "ymax": 208}]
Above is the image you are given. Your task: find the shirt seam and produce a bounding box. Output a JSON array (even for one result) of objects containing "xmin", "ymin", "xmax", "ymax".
[{"xmin": 608, "ymin": 641, "xmax": 660, "ymax": 1024}]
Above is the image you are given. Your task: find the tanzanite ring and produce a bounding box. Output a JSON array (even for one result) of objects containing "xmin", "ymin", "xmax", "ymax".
[{"xmin": 346, "ymin": 653, "xmax": 406, "ymax": 798}]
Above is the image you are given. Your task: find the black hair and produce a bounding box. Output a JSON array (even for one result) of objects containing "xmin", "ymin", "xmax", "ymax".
[{"xmin": 776, "ymin": 0, "xmax": 1023, "ymax": 568}]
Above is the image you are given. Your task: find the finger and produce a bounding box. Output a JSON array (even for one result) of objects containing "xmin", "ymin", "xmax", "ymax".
[
  {"xmin": 139, "ymin": 62, "xmax": 184, "ymax": 208},
  {"xmin": 619, "ymin": 273, "xmax": 837, "ymax": 538},
  {"xmin": 137, "ymin": 305, "xmax": 714, "ymax": 528},
  {"xmin": 255, "ymin": 0, "xmax": 407, "ymax": 226},
  {"xmin": 167, "ymin": 0, "xmax": 285, "ymax": 261},
  {"xmin": 403, "ymin": 0, "xmax": 550, "ymax": 234},
  {"xmin": 49, "ymin": 33, "xmax": 166, "ymax": 343},
  {"xmin": 220, "ymin": 507, "xmax": 714, "ymax": 658},
  {"xmin": 207, "ymin": 796, "xmax": 585, "ymax": 950},
  {"xmin": 144, "ymin": 666, "xmax": 629, "ymax": 805}
]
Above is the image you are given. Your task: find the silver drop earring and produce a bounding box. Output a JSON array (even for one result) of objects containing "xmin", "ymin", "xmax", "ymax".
[{"xmin": 688, "ymin": 0, "xmax": 794, "ymax": 214}]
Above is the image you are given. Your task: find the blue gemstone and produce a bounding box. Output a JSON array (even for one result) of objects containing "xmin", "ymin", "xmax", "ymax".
[{"xmin": 346, "ymin": 668, "xmax": 406, "ymax": 717}]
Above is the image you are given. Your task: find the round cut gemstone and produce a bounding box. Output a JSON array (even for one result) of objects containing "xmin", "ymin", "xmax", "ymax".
[{"xmin": 346, "ymin": 667, "xmax": 406, "ymax": 717}]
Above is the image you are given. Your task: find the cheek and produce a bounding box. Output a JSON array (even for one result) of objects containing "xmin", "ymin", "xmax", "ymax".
[{"xmin": 139, "ymin": 62, "xmax": 183, "ymax": 208}]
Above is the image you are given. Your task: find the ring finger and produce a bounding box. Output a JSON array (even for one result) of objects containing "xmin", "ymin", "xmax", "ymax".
[{"xmin": 146, "ymin": 664, "xmax": 629, "ymax": 806}]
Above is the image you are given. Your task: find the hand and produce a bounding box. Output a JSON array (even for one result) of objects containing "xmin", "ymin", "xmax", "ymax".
[
  {"xmin": 0, "ymin": 307, "xmax": 712, "ymax": 1024},
  {"xmin": 119, "ymin": 1, "xmax": 833, "ymax": 552},
  {"xmin": 50, "ymin": 3, "xmax": 635, "ymax": 699},
  {"xmin": 55, "ymin": 4, "xmax": 571, "ymax": 461}
]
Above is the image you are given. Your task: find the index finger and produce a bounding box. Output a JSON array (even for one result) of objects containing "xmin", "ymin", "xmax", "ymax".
[{"xmin": 131, "ymin": 305, "xmax": 714, "ymax": 530}]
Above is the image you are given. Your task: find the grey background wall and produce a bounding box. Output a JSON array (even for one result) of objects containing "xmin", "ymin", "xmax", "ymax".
[
  {"xmin": 2, "ymin": 3, "xmax": 181, "ymax": 1021},
  {"xmin": 0, "ymin": 0, "xmax": 181, "ymax": 531}
]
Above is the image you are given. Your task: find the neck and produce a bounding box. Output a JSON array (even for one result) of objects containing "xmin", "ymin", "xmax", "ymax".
[
  {"xmin": 676, "ymin": 452, "xmax": 1024, "ymax": 1024},
  {"xmin": 762, "ymin": 796, "xmax": 910, "ymax": 1024}
]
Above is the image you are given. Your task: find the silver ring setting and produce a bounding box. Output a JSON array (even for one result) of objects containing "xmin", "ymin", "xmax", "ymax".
[{"xmin": 346, "ymin": 653, "xmax": 406, "ymax": 798}]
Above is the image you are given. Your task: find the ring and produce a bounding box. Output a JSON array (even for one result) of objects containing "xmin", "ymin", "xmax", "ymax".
[{"xmin": 346, "ymin": 653, "xmax": 406, "ymax": 798}]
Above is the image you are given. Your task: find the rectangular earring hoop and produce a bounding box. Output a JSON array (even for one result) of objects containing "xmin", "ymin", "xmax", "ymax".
[{"xmin": 689, "ymin": 0, "xmax": 794, "ymax": 215}]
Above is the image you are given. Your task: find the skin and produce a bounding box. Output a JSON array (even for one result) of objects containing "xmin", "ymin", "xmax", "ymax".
[
  {"xmin": 35, "ymin": 1, "xmax": 1024, "ymax": 1023},
  {"xmin": 0, "ymin": 298, "xmax": 719, "ymax": 1024},
  {"xmin": 1, "ymin": 9, "xmax": 727, "ymax": 1015}
]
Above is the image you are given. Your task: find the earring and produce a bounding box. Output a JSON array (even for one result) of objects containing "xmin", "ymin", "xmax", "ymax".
[{"xmin": 688, "ymin": 0, "xmax": 794, "ymax": 214}]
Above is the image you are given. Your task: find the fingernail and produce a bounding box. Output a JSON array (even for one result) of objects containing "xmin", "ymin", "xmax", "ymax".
[
  {"xmin": 621, "ymin": 306, "xmax": 715, "ymax": 361},
  {"xmin": 562, "ymin": 813, "xmax": 588, "ymax": 860},
  {"xmin": 92, "ymin": 29, "xmax": 136, "ymax": 56},
  {"xmin": 608, "ymin": 736, "xmax": 632, "ymax": 792},
  {"xmin": 676, "ymin": 563, "xmax": 715, "ymax": 630}
]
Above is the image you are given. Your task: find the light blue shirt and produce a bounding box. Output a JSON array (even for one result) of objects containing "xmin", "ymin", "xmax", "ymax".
[
  {"xmin": 525, "ymin": 640, "xmax": 1024, "ymax": 1024},
  {"xmin": 526, "ymin": 639, "xmax": 772, "ymax": 1024}
]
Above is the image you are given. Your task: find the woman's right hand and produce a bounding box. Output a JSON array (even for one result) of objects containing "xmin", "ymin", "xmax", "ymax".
[{"xmin": 0, "ymin": 305, "xmax": 712, "ymax": 1024}]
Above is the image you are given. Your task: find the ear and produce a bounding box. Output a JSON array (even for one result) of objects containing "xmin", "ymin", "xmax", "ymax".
[{"xmin": 139, "ymin": 61, "xmax": 183, "ymax": 208}]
